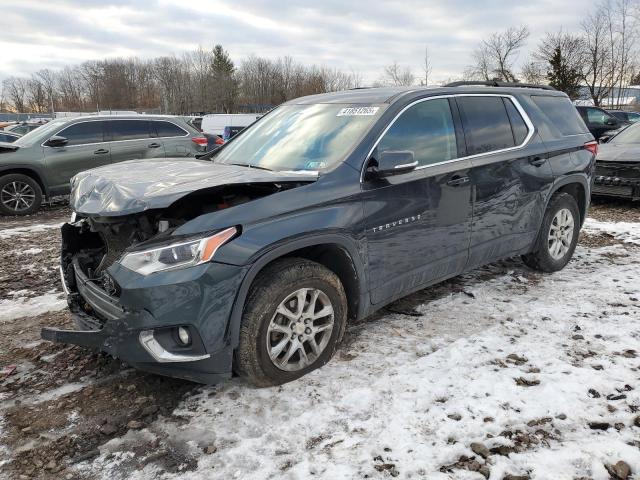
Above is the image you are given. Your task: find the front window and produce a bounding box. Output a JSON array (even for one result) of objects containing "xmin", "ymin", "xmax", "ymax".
[{"xmin": 214, "ymin": 104, "xmax": 384, "ymax": 171}]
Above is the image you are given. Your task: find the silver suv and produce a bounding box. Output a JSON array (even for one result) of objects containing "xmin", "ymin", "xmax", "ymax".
[{"xmin": 0, "ymin": 115, "xmax": 207, "ymax": 215}]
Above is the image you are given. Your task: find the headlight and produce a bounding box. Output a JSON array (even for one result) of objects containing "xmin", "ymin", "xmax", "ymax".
[{"xmin": 119, "ymin": 227, "xmax": 237, "ymax": 275}]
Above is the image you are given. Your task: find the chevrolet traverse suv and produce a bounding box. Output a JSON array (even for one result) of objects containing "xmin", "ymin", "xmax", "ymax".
[
  {"xmin": 0, "ymin": 115, "xmax": 207, "ymax": 215},
  {"xmin": 43, "ymin": 82, "xmax": 596, "ymax": 386}
]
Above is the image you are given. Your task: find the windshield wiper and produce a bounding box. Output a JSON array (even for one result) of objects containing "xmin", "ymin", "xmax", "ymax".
[{"xmin": 228, "ymin": 163, "xmax": 273, "ymax": 171}]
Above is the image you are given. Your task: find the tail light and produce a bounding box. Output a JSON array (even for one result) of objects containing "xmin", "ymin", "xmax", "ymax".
[
  {"xmin": 191, "ymin": 137, "xmax": 208, "ymax": 146},
  {"xmin": 215, "ymin": 136, "xmax": 225, "ymax": 145},
  {"xmin": 584, "ymin": 141, "xmax": 598, "ymax": 156}
]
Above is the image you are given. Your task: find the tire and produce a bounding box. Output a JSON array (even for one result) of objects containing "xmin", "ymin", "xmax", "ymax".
[
  {"xmin": 522, "ymin": 192, "xmax": 580, "ymax": 272},
  {"xmin": 0, "ymin": 174, "xmax": 43, "ymax": 216},
  {"xmin": 235, "ymin": 258, "xmax": 348, "ymax": 387}
]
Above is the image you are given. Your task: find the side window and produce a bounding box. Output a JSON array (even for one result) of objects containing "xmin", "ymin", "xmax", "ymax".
[
  {"xmin": 457, "ymin": 96, "xmax": 515, "ymax": 155},
  {"xmin": 108, "ymin": 120, "xmax": 152, "ymax": 141},
  {"xmin": 154, "ymin": 121, "xmax": 187, "ymax": 138},
  {"xmin": 586, "ymin": 108, "xmax": 608, "ymax": 125},
  {"xmin": 57, "ymin": 122, "xmax": 104, "ymax": 146},
  {"xmin": 532, "ymin": 96, "xmax": 589, "ymax": 137},
  {"xmin": 377, "ymin": 98, "xmax": 457, "ymax": 167},
  {"xmin": 503, "ymin": 98, "xmax": 529, "ymax": 145}
]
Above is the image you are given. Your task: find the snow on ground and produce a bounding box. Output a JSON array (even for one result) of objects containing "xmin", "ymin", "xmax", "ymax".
[
  {"xmin": 0, "ymin": 293, "xmax": 66, "ymax": 322},
  {"xmin": 583, "ymin": 217, "xmax": 640, "ymax": 245},
  {"xmin": 0, "ymin": 222, "xmax": 62, "ymax": 240},
  {"xmin": 73, "ymin": 226, "xmax": 640, "ymax": 479}
]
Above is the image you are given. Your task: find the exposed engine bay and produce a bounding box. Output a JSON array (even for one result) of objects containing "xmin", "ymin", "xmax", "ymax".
[{"xmin": 62, "ymin": 182, "xmax": 306, "ymax": 296}]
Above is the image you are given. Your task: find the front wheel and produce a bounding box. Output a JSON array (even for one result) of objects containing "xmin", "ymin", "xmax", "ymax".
[
  {"xmin": 522, "ymin": 192, "xmax": 580, "ymax": 272},
  {"xmin": 235, "ymin": 258, "xmax": 347, "ymax": 387},
  {"xmin": 0, "ymin": 174, "xmax": 43, "ymax": 216}
]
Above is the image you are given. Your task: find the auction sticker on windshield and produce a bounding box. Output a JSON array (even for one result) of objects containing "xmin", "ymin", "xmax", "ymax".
[{"xmin": 336, "ymin": 107, "xmax": 380, "ymax": 116}]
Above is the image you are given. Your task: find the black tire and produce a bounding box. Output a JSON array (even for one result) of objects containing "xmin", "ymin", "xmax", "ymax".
[
  {"xmin": 522, "ymin": 192, "xmax": 580, "ymax": 272},
  {"xmin": 235, "ymin": 258, "xmax": 347, "ymax": 387},
  {"xmin": 0, "ymin": 174, "xmax": 43, "ymax": 216}
]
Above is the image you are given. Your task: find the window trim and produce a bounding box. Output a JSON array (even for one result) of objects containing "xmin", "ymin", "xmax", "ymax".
[
  {"xmin": 41, "ymin": 118, "xmax": 189, "ymax": 148},
  {"xmin": 361, "ymin": 93, "xmax": 535, "ymax": 182}
]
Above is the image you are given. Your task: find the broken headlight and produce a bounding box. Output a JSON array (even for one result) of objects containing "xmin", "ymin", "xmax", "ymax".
[{"xmin": 119, "ymin": 227, "xmax": 237, "ymax": 276}]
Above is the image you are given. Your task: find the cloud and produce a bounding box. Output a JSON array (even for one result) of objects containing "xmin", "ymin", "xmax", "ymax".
[{"xmin": 0, "ymin": 0, "xmax": 587, "ymax": 84}]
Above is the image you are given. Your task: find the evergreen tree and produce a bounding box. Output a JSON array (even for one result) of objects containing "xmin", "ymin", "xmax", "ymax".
[{"xmin": 546, "ymin": 46, "xmax": 581, "ymax": 99}]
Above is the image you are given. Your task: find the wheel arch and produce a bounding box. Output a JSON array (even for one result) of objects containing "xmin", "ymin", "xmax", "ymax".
[
  {"xmin": 0, "ymin": 167, "xmax": 48, "ymax": 198},
  {"xmin": 546, "ymin": 175, "xmax": 589, "ymax": 226},
  {"xmin": 225, "ymin": 234, "xmax": 368, "ymax": 349}
]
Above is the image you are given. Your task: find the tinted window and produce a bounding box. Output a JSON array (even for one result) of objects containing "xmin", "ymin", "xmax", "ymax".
[
  {"xmin": 503, "ymin": 98, "xmax": 529, "ymax": 145},
  {"xmin": 377, "ymin": 98, "xmax": 457, "ymax": 167},
  {"xmin": 109, "ymin": 120, "xmax": 151, "ymax": 141},
  {"xmin": 57, "ymin": 122, "xmax": 104, "ymax": 146},
  {"xmin": 457, "ymin": 96, "xmax": 514, "ymax": 155},
  {"xmin": 532, "ymin": 96, "xmax": 588, "ymax": 136},
  {"xmin": 154, "ymin": 121, "xmax": 187, "ymax": 138}
]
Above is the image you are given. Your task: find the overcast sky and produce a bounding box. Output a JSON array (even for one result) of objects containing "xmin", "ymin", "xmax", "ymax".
[{"xmin": 2, "ymin": 0, "xmax": 587, "ymax": 85}]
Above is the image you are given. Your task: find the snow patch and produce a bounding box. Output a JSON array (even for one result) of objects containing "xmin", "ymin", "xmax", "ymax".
[
  {"xmin": 0, "ymin": 222, "xmax": 62, "ymax": 239},
  {"xmin": 0, "ymin": 293, "xmax": 66, "ymax": 322},
  {"xmin": 583, "ymin": 217, "xmax": 640, "ymax": 244}
]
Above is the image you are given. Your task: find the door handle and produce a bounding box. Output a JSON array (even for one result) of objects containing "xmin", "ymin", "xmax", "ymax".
[
  {"xmin": 94, "ymin": 148, "xmax": 109, "ymax": 154},
  {"xmin": 528, "ymin": 156, "xmax": 546, "ymax": 167},
  {"xmin": 446, "ymin": 175, "xmax": 470, "ymax": 187},
  {"xmin": 148, "ymin": 143, "xmax": 161, "ymax": 148}
]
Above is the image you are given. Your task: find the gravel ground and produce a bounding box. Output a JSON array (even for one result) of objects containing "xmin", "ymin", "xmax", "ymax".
[{"xmin": 0, "ymin": 199, "xmax": 639, "ymax": 480}]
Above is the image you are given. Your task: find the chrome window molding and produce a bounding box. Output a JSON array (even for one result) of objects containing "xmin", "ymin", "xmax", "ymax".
[
  {"xmin": 41, "ymin": 118, "xmax": 190, "ymax": 148},
  {"xmin": 360, "ymin": 93, "xmax": 535, "ymax": 182}
]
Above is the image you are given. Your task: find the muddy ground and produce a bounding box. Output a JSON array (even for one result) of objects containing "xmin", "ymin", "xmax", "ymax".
[{"xmin": 0, "ymin": 197, "xmax": 638, "ymax": 480}]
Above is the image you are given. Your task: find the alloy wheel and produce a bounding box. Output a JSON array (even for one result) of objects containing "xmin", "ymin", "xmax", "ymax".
[
  {"xmin": 266, "ymin": 287, "xmax": 335, "ymax": 372},
  {"xmin": 548, "ymin": 208, "xmax": 574, "ymax": 260},
  {"xmin": 0, "ymin": 181, "xmax": 36, "ymax": 213}
]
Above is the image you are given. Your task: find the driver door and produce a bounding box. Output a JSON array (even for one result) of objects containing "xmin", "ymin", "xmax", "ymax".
[{"xmin": 362, "ymin": 97, "xmax": 473, "ymax": 306}]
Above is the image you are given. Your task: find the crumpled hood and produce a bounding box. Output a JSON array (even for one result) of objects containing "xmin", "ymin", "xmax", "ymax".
[
  {"xmin": 597, "ymin": 143, "xmax": 640, "ymax": 163},
  {"xmin": 70, "ymin": 158, "xmax": 318, "ymax": 216}
]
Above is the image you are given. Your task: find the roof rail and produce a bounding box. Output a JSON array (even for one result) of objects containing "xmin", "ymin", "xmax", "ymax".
[{"xmin": 444, "ymin": 80, "xmax": 556, "ymax": 91}]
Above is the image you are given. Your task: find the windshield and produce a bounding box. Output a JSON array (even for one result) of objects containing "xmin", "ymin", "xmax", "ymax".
[
  {"xmin": 214, "ymin": 104, "xmax": 384, "ymax": 171},
  {"xmin": 610, "ymin": 123, "xmax": 640, "ymax": 144},
  {"xmin": 13, "ymin": 119, "xmax": 68, "ymax": 146}
]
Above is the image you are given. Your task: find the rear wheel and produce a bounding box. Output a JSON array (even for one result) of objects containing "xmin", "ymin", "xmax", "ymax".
[
  {"xmin": 0, "ymin": 174, "xmax": 42, "ymax": 216},
  {"xmin": 235, "ymin": 258, "xmax": 347, "ymax": 387},
  {"xmin": 522, "ymin": 192, "xmax": 580, "ymax": 272}
]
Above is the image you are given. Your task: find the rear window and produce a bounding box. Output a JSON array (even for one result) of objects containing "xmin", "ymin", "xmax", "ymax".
[
  {"xmin": 457, "ymin": 96, "xmax": 516, "ymax": 155},
  {"xmin": 154, "ymin": 121, "xmax": 187, "ymax": 138},
  {"xmin": 531, "ymin": 96, "xmax": 588, "ymax": 136},
  {"xmin": 108, "ymin": 120, "xmax": 152, "ymax": 141}
]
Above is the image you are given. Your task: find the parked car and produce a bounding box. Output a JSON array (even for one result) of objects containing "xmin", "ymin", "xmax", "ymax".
[
  {"xmin": 42, "ymin": 82, "xmax": 595, "ymax": 386},
  {"xmin": 201, "ymin": 113, "xmax": 260, "ymax": 137},
  {"xmin": 593, "ymin": 122, "xmax": 640, "ymax": 200},
  {"xmin": 606, "ymin": 109, "xmax": 640, "ymax": 124},
  {"xmin": 0, "ymin": 131, "xmax": 21, "ymax": 143},
  {"xmin": 0, "ymin": 115, "xmax": 207, "ymax": 215},
  {"xmin": 576, "ymin": 105, "xmax": 625, "ymax": 141},
  {"xmin": 4, "ymin": 121, "xmax": 45, "ymax": 136},
  {"xmin": 223, "ymin": 125, "xmax": 245, "ymax": 142}
]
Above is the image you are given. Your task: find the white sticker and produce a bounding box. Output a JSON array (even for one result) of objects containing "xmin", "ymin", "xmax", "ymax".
[{"xmin": 337, "ymin": 107, "xmax": 379, "ymax": 116}]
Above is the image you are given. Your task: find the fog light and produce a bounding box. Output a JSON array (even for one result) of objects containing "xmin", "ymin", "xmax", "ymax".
[{"xmin": 177, "ymin": 326, "xmax": 191, "ymax": 345}]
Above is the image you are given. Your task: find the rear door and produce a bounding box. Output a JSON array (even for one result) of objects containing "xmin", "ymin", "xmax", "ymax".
[
  {"xmin": 106, "ymin": 119, "xmax": 166, "ymax": 162},
  {"xmin": 363, "ymin": 97, "xmax": 473, "ymax": 305},
  {"xmin": 456, "ymin": 95, "xmax": 554, "ymax": 269},
  {"xmin": 153, "ymin": 120, "xmax": 197, "ymax": 157},
  {"xmin": 43, "ymin": 120, "xmax": 111, "ymax": 191}
]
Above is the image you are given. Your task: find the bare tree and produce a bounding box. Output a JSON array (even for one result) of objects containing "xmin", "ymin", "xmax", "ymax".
[
  {"xmin": 581, "ymin": 6, "xmax": 616, "ymax": 105},
  {"xmin": 532, "ymin": 31, "xmax": 585, "ymax": 97},
  {"xmin": 380, "ymin": 61, "xmax": 415, "ymax": 86},
  {"xmin": 3, "ymin": 77, "xmax": 28, "ymax": 112},
  {"xmin": 422, "ymin": 46, "xmax": 432, "ymax": 86},
  {"xmin": 468, "ymin": 26, "xmax": 530, "ymax": 82}
]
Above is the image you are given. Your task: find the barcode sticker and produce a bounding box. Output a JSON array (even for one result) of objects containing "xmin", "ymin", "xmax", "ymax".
[{"xmin": 337, "ymin": 107, "xmax": 379, "ymax": 116}]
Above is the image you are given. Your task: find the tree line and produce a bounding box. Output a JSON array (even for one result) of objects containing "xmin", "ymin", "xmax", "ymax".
[{"xmin": 0, "ymin": 45, "xmax": 359, "ymax": 114}]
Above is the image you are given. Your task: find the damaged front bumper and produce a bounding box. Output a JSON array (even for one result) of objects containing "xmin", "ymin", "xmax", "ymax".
[
  {"xmin": 42, "ymin": 224, "xmax": 248, "ymax": 384},
  {"xmin": 592, "ymin": 161, "xmax": 640, "ymax": 200}
]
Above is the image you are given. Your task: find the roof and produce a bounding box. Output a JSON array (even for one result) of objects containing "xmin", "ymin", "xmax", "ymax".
[{"xmin": 287, "ymin": 85, "xmax": 567, "ymax": 105}]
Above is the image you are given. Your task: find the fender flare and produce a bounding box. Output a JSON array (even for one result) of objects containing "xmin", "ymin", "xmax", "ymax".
[
  {"xmin": 224, "ymin": 233, "xmax": 368, "ymax": 349},
  {"xmin": 545, "ymin": 174, "xmax": 590, "ymax": 225}
]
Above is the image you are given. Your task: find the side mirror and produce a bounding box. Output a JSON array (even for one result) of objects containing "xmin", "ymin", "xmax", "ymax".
[
  {"xmin": 605, "ymin": 117, "xmax": 619, "ymax": 126},
  {"xmin": 599, "ymin": 135, "xmax": 611, "ymax": 144},
  {"xmin": 46, "ymin": 135, "xmax": 68, "ymax": 147},
  {"xmin": 370, "ymin": 151, "xmax": 417, "ymax": 178}
]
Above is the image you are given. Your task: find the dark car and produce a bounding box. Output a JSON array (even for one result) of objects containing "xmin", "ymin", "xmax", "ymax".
[
  {"xmin": 42, "ymin": 82, "xmax": 596, "ymax": 386},
  {"xmin": 593, "ymin": 122, "xmax": 640, "ymax": 200},
  {"xmin": 607, "ymin": 110, "xmax": 640, "ymax": 124},
  {"xmin": 576, "ymin": 105, "xmax": 624, "ymax": 140},
  {"xmin": 0, "ymin": 115, "xmax": 207, "ymax": 215},
  {"xmin": 0, "ymin": 131, "xmax": 21, "ymax": 143}
]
